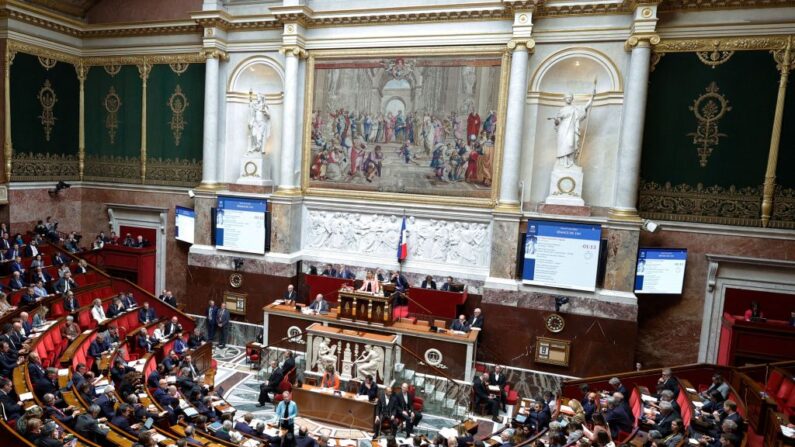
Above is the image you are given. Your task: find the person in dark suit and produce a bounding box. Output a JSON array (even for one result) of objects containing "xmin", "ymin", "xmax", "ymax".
[
  {"xmin": 8, "ymin": 271, "xmax": 25, "ymax": 291},
  {"xmin": 88, "ymin": 334, "xmax": 110, "ymax": 362},
  {"xmin": 54, "ymin": 272, "xmax": 77, "ymax": 294},
  {"xmin": 307, "ymin": 294, "xmax": 329, "ymax": 313},
  {"xmin": 162, "ymin": 291, "xmax": 177, "ymax": 308},
  {"xmin": 32, "ymin": 267, "xmax": 53, "ymax": 286},
  {"xmin": 474, "ymin": 373, "xmax": 500, "ymax": 422},
  {"xmin": 257, "ymin": 361, "xmax": 284, "ymax": 406},
  {"xmin": 215, "ymin": 421, "xmax": 234, "ymax": 442},
  {"xmin": 5, "ymin": 245, "xmax": 20, "ymax": 261},
  {"xmin": 283, "ymin": 285, "xmax": 298, "ymax": 303},
  {"xmin": 440, "ymin": 276, "xmax": 454, "ymax": 291},
  {"xmin": 0, "ymin": 377, "xmax": 23, "ymax": 421},
  {"xmin": 163, "ymin": 316, "xmax": 182, "ymax": 338},
  {"xmin": 63, "ymin": 291, "xmax": 79, "ymax": 313},
  {"xmin": 280, "ymin": 350, "xmax": 295, "ymax": 375},
  {"xmin": 468, "ymin": 308, "xmax": 484, "ymax": 330},
  {"xmin": 492, "ymin": 365, "xmax": 508, "ymax": 411},
  {"xmin": 43, "ymin": 392, "xmax": 75, "ymax": 424},
  {"xmin": 19, "ymin": 286, "xmax": 40, "ymax": 306},
  {"xmin": 358, "ymin": 375, "xmax": 379, "ymax": 401},
  {"xmin": 420, "ymin": 276, "xmax": 437, "ymax": 290},
  {"xmin": 295, "ymin": 426, "xmax": 318, "ymax": 447},
  {"xmin": 23, "ymin": 241, "xmax": 41, "ymax": 258},
  {"xmin": 234, "ymin": 413, "xmax": 256, "ymax": 435},
  {"xmin": 121, "ymin": 292, "xmax": 137, "ymax": 309},
  {"xmin": 216, "ymin": 302, "xmax": 230, "ymax": 348},
  {"xmin": 390, "ymin": 271, "xmax": 409, "ymax": 292},
  {"xmin": 717, "ymin": 400, "xmax": 744, "ymax": 433},
  {"xmin": 111, "ymin": 404, "xmax": 141, "ymax": 436},
  {"xmin": 27, "ymin": 351, "xmax": 47, "ymax": 383},
  {"xmin": 9, "ymin": 256, "xmax": 24, "ymax": 274},
  {"xmin": 74, "ymin": 404, "xmax": 110, "ymax": 445},
  {"xmin": 206, "ymin": 300, "xmax": 218, "ymax": 342},
  {"xmin": 656, "ymin": 368, "xmax": 679, "ymax": 398},
  {"xmin": 647, "ymin": 400, "xmax": 679, "ymax": 437},
  {"xmin": 395, "ymin": 382, "xmax": 422, "ymax": 436},
  {"xmin": 609, "ymin": 377, "xmax": 629, "ymax": 398},
  {"xmin": 147, "ymin": 365, "xmax": 163, "ymax": 389},
  {"xmin": 0, "ymin": 342, "xmax": 19, "ymax": 378},
  {"xmin": 373, "ymin": 386, "xmax": 397, "ymax": 438},
  {"xmin": 187, "ymin": 328, "xmax": 206, "ymax": 349},
  {"xmin": 450, "ymin": 314, "xmax": 469, "ymax": 332},
  {"xmin": 605, "ymin": 396, "xmax": 634, "ymax": 439},
  {"xmin": 52, "ymin": 252, "xmax": 68, "ymax": 267},
  {"xmin": 321, "ymin": 264, "xmax": 337, "ymax": 277},
  {"xmin": 106, "ymin": 297, "xmax": 126, "ymax": 319},
  {"xmin": 137, "ymin": 302, "xmax": 156, "ymax": 325},
  {"xmin": 33, "ymin": 368, "xmax": 60, "ymax": 400}
]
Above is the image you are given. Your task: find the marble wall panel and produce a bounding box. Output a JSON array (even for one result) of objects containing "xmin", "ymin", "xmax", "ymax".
[
  {"xmin": 636, "ymin": 229, "xmax": 795, "ymax": 368},
  {"xmin": 490, "ymin": 216, "xmax": 520, "ymax": 279},
  {"xmin": 9, "ymin": 186, "xmax": 83, "ymax": 234},
  {"xmin": 270, "ymin": 200, "xmax": 302, "ymax": 255},
  {"xmin": 481, "ymin": 287, "xmax": 637, "ymax": 322},
  {"xmin": 602, "ymin": 227, "xmax": 640, "ymax": 292},
  {"xmin": 86, "ymin": 0, "xmax": 201, "ymax": 24}
]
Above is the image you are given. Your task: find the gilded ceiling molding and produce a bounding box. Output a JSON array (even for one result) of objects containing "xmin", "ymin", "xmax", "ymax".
[
  {"xmin": 6, "ymin": 41, "xmax": 206, "ymax": 67},
  {"xmin": 7, "ymin": 40, "xmax": 80, "ymax": 65},
  {"xmin": 625, "ymin": 33, "xmax": 661, "ymax": 51},
  {"xmin": 658, "ymin": 0, "xmax": 795, "ymax": 11},
  {"xmin": 654, "ymin": 36, "xmax": 791, "ymax": 53},
  {"xmin": 200, "ymin": 49, "xmax": 230, "ymax": 62}
]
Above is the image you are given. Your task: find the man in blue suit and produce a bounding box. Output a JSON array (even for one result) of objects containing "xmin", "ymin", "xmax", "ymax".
[
  {"xmin": 138, "ymin": 302, "xmax": 156, "ymax": 324},
  {"xmin": 206, "ymin": 300, "xmax": 218, "ymax": 342}
]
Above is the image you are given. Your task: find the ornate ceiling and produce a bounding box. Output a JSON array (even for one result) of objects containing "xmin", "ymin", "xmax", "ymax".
[{"xmin": 23, "ymin": 0, "xmax": 101, "ymax": 18}]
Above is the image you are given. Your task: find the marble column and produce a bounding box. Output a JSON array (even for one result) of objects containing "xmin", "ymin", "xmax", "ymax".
[
  {"xmin": 279, "ymin": 48, "xmax": 301, "ymax": 191},
  {"xmin": 610, "ymin": 40, "xmax": 652, "ymax": 220},
  {"xmin": 201, "ymin": 54, "xmax": 220, "ymax": 187},
  {"xmin": 497, "ymin": 41, "xmax": 531, "ymax": 209}
]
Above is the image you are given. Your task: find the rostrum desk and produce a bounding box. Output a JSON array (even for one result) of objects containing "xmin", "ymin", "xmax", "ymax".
[
  {"xmin": 291, "ymin": 384, "xmax": 376, "ymax": 431},
  {"xmin": 262, "ymin": 303, "xmax": 478, "ymax": 381}
]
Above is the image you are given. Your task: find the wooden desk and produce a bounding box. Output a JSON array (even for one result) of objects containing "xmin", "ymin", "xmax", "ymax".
[
  {"xmin": 191, "ymin": 341, "xmax": 213, "ymax": 375},
  {"xmin": 263, "ymin": 303, "xmax": 478, "ymax": 381},
  {"xmin": 291, "ymin": 385, "xmax": 376, "ymax": 431}
]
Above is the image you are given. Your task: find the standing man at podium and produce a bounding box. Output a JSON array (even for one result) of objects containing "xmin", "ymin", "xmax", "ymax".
[{"xmin": 275, "ymin": 390, "xmax": 298, "ymax": 432}]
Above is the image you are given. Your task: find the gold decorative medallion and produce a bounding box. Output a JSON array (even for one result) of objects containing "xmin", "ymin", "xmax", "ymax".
[
  {"xmin": 169, "ymin": 62, "xmax": 189, "ymax": 75},
  {"xmin": 104, "ymin": 64, "xmax": 121, "ymax": 77},
  {"xmin": 229, "ymin": 272, "xmax": 243, "ymax": 288},
  {"xmin": 103, "ymin": 86, "xmax": 122, "ymax": 144},
  {"xmin": 167, "ymin": 85, "xmax": 189, "ymax": 146},
  {"xmin": 545, "ymin": 314, "xmax": 565, "ymax": 333},
  {"xmin": 696, "ymin": 45, "xmax": 734, "ymax": 69},
  {"xmin": 688, "ymin": 82, "xmax": 731, "ymax": 167},
  {"xmin": 37, "ymin": 56, "xmax": 57, "ymax": 70},
  {"xmin": 37, "ymin": 80, "xmax": 57, "ymax": 141}
]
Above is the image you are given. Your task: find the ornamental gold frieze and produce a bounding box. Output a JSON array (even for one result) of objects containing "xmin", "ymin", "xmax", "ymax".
[
  {"xmin": 6, "ymin": 41, "xmax": 205, "ymax": 67},
  {"xmin": 83, "ymin": 155, "xmax": 141, "ymax": 182},
  {"xmin": 770, "ymin": 186, "xmax": 795, "ymax": 228},
  {"xmin": 145, "ymin": 158, "xmax": 202, "ymax": 187},
  {"xmin": 654, "ymin": 36, "xmax": 792, "ymax": 53},
  {"xmin": 638, "ymin": 180, "xmax": 765, "ymax": 227},
  {"xmin": 11, "ymin": 152, "xmax": 79, "ymax": 181},
  {"xmin": 658, "ymin": 0, "xmax": 795, "ymax": 11}
]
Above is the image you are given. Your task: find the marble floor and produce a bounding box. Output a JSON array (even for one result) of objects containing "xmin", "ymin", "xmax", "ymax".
[{"xmin": 208, "ymin": 344, "xmax": 492, "ymax": 441}]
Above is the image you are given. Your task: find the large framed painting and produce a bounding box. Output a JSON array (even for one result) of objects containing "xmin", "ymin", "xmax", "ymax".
[{"xmin": 302, "ymin": 47, "xmax": 508, "ymax": 206}]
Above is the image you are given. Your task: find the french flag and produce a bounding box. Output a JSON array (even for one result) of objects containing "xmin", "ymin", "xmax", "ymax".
[{"xmin": 397, "ymin": 215, "xmax": 408, "ymax": 262}]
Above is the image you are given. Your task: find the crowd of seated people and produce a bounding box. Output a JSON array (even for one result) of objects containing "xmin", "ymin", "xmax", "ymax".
[{"xmin": 309, "ymin": 264, "xmax": 465, "ymax": 293}]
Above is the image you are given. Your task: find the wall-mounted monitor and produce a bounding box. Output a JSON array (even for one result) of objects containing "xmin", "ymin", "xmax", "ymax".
[
  {"xmin": 634, "ymin": 248, "xmax": 687, "ymax": 294},
  {"xmin": 522, "ymin": 220, "xmax": 602, "ymax": 292},
  {"xmin": 214, "ymin": 196, "xmax": 267, "ymax": 255},
  {"xmin": 174, "ymin": 206, "xmax": 195, "ymax": 244}
]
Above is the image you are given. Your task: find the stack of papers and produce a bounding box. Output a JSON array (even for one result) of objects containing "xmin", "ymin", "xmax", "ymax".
[
  {"xmin": 58, "ymin": 369, "xmax": 69, "ymax": 377},
  {"xmin": 641, "ymin": 394, "xmax": 658, "ymax": 403},
  {"xmin": 242, "ymin": 440, "xmax": 261, "ymax": 447},
  {"xmin": 781, "ymin": 426, "xmax": 795, "ymax": 438},
  {"xmin": 19, "ymin": 392, "xmax": 34, "ymax": 401},
  {"xmin": 686, "ymin": 387, "xmax": 697, "ymax": 394}
]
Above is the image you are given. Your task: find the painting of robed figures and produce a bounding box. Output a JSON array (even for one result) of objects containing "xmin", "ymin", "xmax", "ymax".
[{"xmin": 304, "ymin": 50, "xmax": 505, "ymax": 201}]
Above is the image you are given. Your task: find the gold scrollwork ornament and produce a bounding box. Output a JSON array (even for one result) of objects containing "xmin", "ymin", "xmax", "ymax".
[
  {"xmin": 167, "ymin": 85, "xmax": 189, "ymax": 146},
  {"xmin": 37, "ymin": 80, "xmax": 58, "ymax": 142},
  {"xmin": 696, "ymin": 46, "xmax": 734, "ymax": 69},
  {"xmin": 688, "ymin": 82, "xmax": 731, "ymax": 167},
  {"xmin": 169, "ymin": 62, "xmax": 189, "ymax": 75},
  {"xmin": 104, "ymin": 86, "xmax": 122, "ymax": 144}
]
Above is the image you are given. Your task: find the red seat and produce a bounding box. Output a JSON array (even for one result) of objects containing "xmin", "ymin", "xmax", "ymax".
[
  {"xmin": 504, "ymin": 384, "xmax": 519, "ymax": 406},
  {"xmin": 777, "ymin": 379, "xmax": 793, "ymax": 401}
]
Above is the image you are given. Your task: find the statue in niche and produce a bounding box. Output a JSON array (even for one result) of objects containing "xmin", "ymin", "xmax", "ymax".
[
  {"xmin": 247, "ymin": 92, "xmax": 271, "ymax": 154},
  {"xmin": 315, "ymin": 338, "xmax": 338, "ymax": 372},
  {"xmin": 551, "ymin": 84, "xmax": 596, "ymax": 168},
  {"xmin": 354, "ymin": 345, "xmax": 383, "ymax": 381}
]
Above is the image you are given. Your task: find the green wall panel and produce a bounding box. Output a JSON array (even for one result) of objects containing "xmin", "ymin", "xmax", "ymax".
[
  {"xmin": 146, "ymin": 63, "xmax": 204, "ymax": 161},
  {"xmin": 85, "ymin": 65, "xmax": 142, "ymax": 158},
  {"xmin": 641, "ymin": 51, "xmax": 779, "ymax": 189},
  {"xmin": 10, "ymin": 53, "xmax": 79, "ymax": 156}
]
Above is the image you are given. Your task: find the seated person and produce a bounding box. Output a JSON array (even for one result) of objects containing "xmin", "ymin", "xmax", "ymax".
[
  {"xmin": 744, "ymin": 301, "xmax": 764, "ymax": 321},
  {"xmin": 473, "ymin": 372, "xmax": 500, "ymax": 422},
  {"xmin": 137, "ymin": 302, "xmax": 156, "ymax": 324},
  {"xmin": 163, "ymin": 316, "xmax": 182, "ymax": 338},
  {"xmin": 451, "ymin": 314, "xmax": 469, "ymax": 332},
  {"xmin": 135, "ymin": 328, "xmax": 154, "ymax": 353},
  {"xmin": 54, "ymin": 271, "xmax": 77, "ymax": 294},
  {"xmin": 656, "ymin": 368, "xmax": 679, "ymax": 399},
  {"xmin": 320, "ymin": 364, "xmax": 340, "ymax": 390},
  {"xmin": 187, "ymin": 327, "xmax": 206, "ymax": 349},
  {"xmin": 106, "ymin": 297, "xmax": 126, "ymax": 319},
  {"xmin": 702, "ymin": 374, "xmax": 730, "ymax": 401},
  {"xmin": 421, "ymin": 275, "xmax": 436, "ymax": 290},
  {"xmin": 358, "ymin": 374, "xmax": 378, "ymax": 401},
  {"xmin": 321, "ymin": 264, "xmax": 337, "ymax": 277},
  {"xmin": 110, "ymin": 358, "xmax": 134, "ymax": 383},
  {"xmin": 390, "ymin": 271, "xmax": 409, "ymax": 292},
  {"xmin": 88, "ymin": 334, "xmax": 111, "ymax": 361},
  {"xmin": 645, "ymin": 400, "xmax": 679, "ymax": 437},
  {"xmin": 440, "ymin": 276, "xmax": 455, "ymax": 291},
  {"xmin": 308, "ymin": 294, "xmax": 329, "ymax": 313},
  {"xmin": 283, "ymin": 284, "xmax": 298, "ymax": 304},
  {"xmin": 234, "ymin": 413, "xmax": 256, "ymax": 435},
  {"xmin": 605, "ymin": 396, "xmax": 634, "ymax": 439},
  {"xmin": 8, "ymin": 271, "xmax": 26, "ymax": 291},
  {"xmin": 701, "ymin": 390, "xmax": 726, "ymax": 414},
  {"xmin": 358, "ymin": 270, "xmax": 382, "ymax": 294},
  {"xmin": 121, "ymin": 292, "xmax": 137, "ymax": 309},
  {"xmin": 173, "ymin": 333, "xmax": 187, "ymax": 356}
]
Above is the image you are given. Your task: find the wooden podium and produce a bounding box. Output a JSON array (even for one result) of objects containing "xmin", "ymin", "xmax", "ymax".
[{"xmin": 337, "ymin": 289, "xmax": 393, "ymax": 326}]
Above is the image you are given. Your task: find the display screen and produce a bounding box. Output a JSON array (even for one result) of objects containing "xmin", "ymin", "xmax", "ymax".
[
  {"xmin": 522, "ymin": 220, "xmax": 602, "ymax": 291},
  {"xmin": 215, "ymin": 196, "xmax": 267, "ymax": 255},
  {"xmin": 175, "ymin": 206, "xmax": 195, "ymax": 244},
  {"xmin": 634, "ymin": 248, "xmax": 688, "ymax": 294}
]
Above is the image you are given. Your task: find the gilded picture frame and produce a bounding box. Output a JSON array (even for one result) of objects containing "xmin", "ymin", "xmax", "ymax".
[{"xmin": 301, "ymin": 46, "xmax": 510, "ymax": 207}]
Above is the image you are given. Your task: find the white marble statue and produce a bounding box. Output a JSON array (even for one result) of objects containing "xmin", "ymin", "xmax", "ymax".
[
  {"xmin": 354, "ymin": 345, "xmax": 384, "ymax": 380},
  {"xmin": 315, "ymin": 338, "xmax": 338, "ymax": 372},
  {"xmin": 551, "ymin": 85, "xmax": 595, "ymax": 168},
  {"xmin": 247, "ymin": 92, "xmax": 271, "ymax": 154}
]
